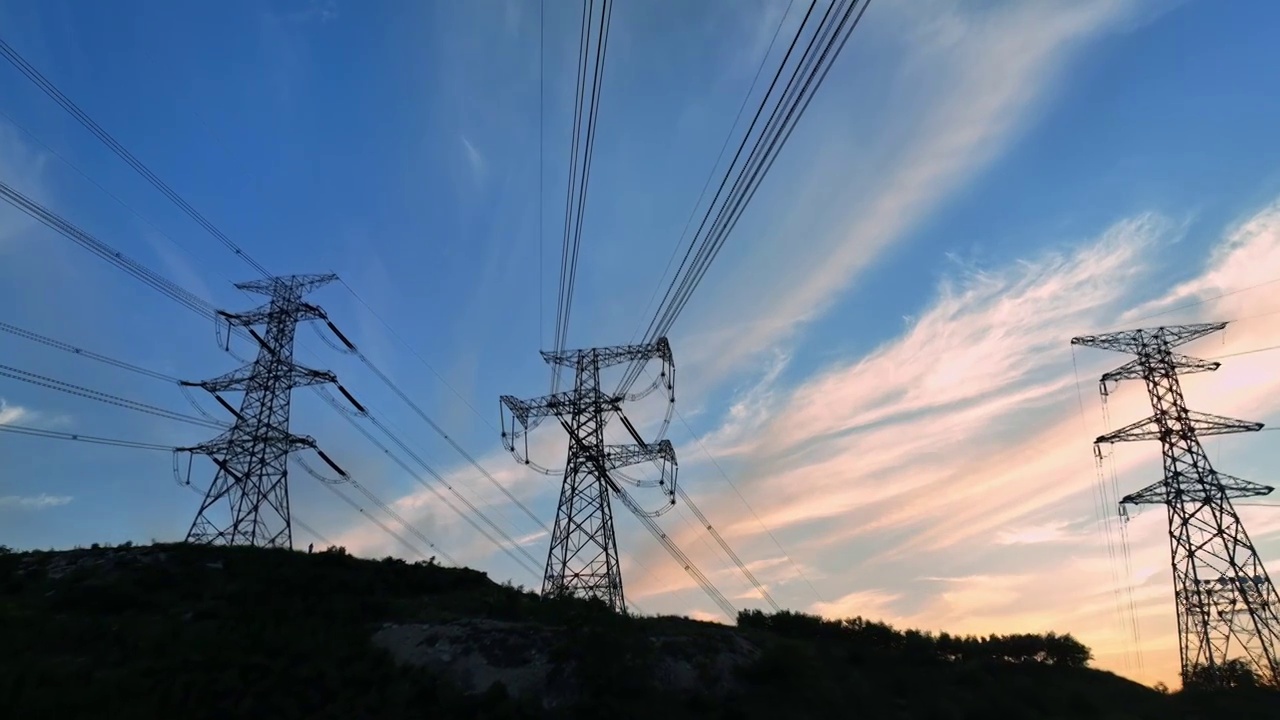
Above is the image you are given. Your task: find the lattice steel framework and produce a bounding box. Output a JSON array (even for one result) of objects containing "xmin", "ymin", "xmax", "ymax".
[
  {"xmin": 181, "ymin": 274, "xmax": 338, "ymax": 549},
  {"xmin": 500, "ymin": 338, "xmax": 678, "ymax": 612},
  {"xmin": 1073, "ymin": 322, "xmax": 1280, "ymax": 686}
]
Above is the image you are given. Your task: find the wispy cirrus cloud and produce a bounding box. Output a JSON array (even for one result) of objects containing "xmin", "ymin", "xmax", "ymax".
[
  {"xmin": 315, "ymin": 0, "xmax": 1268, "ymax": 690},
  {"xmin": 327, "ymin": 0, "xmax": 1154, "ymax": 581},
  {"xmin": 0, "ymin": 493, "xmax": 73, "ymax": 510},
  {"xmin": 675, "ymin": 0, "xmax": 1148, "ymax": 389},
  {"xmin": 622, "ymin": 195, "xmax": 1280, "ymax": 689},
  {"xmin": 697, "ymin": 215, "xmax": 1167, "ymax": 540},
  {"xmin": 278, "ymin": 0, "xmax": 338, "ymax": 25},
  {"xmin": 460, "ymin": 135, "xmax": 487, "ymax": 186},
  {"xmin": 0, "ymin": 120, "xmax": 52, "ymax": 250}
]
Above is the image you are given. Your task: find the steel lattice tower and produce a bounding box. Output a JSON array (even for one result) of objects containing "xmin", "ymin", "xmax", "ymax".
[
  {"xmin": 500, "ymin": 338, "xmax": 678, "ymax": 612},
  {"xmin": 1073, "ymin": 322, "xmax": 1280, "ymax": 686},
  {"xmin": 181, "ymin": 274, "xmax": 339, "ymax": 549}
]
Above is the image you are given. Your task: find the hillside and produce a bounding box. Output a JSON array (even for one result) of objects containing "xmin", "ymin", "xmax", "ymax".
[{"xmin": 0, "ymin": 542, "xmax": 1275, "ymax": 719}]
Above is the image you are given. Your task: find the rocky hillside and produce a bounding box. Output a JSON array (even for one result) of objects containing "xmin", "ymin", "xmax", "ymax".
[{"xmin": 0, "ymin": 542, "xmax": 1275, "ymax": 719}]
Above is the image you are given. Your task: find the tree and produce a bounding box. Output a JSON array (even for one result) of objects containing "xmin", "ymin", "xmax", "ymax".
[{"xmin": 1185, "ymin": 659, "xmax": 1263, "ymax": 690}]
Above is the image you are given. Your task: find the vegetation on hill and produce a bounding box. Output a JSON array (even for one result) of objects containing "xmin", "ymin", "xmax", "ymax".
[{"xmin": 1, "ymin": 542, "xmax": 1276, "ymax": 719}]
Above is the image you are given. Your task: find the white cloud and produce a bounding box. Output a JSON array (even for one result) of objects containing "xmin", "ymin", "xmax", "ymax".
[
  {"xmin": 0, "ymin": 398, "xmax": 28, "ymax": 425},
  {"xmin": 0, "ymin": 493, "xmax": 73, "ymax": 509}
]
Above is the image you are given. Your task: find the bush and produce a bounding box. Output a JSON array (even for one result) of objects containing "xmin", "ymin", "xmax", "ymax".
[{"xmin": 1184, "ymin": 658, "xmax": 1265, "ymax": 690}]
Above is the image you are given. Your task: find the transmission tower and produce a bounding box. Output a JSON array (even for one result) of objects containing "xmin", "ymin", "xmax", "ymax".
[
  {"xmin": 500, "ymin": 338, "xmax": 678, "ymax": 612},
  {"xmin": 1073, "ymin": 322, "xmax": 1280, "ymax": 687},
  {"xmin": 181, "ymin": 274, "xmax": 339, "ymax": 549}
]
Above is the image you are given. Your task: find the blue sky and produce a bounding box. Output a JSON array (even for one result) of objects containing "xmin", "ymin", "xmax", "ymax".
[{"xmin": 3, "ymin": 0, "xmax": 1280, "ymax": 687}]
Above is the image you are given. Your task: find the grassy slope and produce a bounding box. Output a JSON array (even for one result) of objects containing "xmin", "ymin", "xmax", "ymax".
[{"xmin": 0, "ymin": 542, "xmax": 1275, "ymax": 719}]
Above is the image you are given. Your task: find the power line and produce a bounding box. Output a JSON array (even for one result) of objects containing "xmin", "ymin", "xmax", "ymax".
[
  {"xmin": 0, "ymin": 188, "xmax": 540, "ymax": 579},
  {"xmin": 334, "ymin": 278, "xmax": 493, "ymax": 431},
  {"xmin": 0, "ymin": 421, "xmax": 436, "ymax": 565},
  {"xmin": 0, "ymin": 363, "xmax": 225, "ymax": 430},
  {"xmin": 1207, "ymin": 343, "xmax": 1280, "ymax": 360},
  {"xmin": 0, "ymin": 34, "xmax": 564, "ymax": 544},
  {"xmin": 615, "ymin": 485, "xmax": 738, "ymax": 620},
  {"xmin": 675, "ymin": 485, "xmax": 780, "ymax": 612},
  {"xmin": 0, "ymin": 37, "xmax": 549, "ymax": 577},
  {"xmin": 1112, "ymin": 276, "xmax": 1280, "ymax": 330},
  {"xmin": 0, "ymin": 105, "xmax": 228, "ymax": 284},
  {"xmin": 552, "ymin": 0, "xmax": 613, "ymax": 391},
  {"xmin": 312, "ymin": 386, "xmax": 541, "ymax": 580},
  {"xmin": 619, "ymin": 0, "xmax": 873, "ymax": 395},
  {"xmin": 323, "ymin": 288, "xmax": 672, "ymax": 585},
  {"xmin": 0, "ymin": 320, "xmax": 181, "ymax": 383},
  {"xmin": 310, "ymin": 480, "xmax": 436, "ymax": 563},
  {"xmin": 0, "ymin": 36, "xmax": 271, "ymax": 278},
  {"xmin": 1073, "ymin": 347, "xmax": 1142, "ymax": 671},
  {"xmin": 180, "ymin": 456, "xmax": 443, "ymax": 566},
  {"xmin": 292, "ymin": 515, "xmax": 332, "ymax": 548},
  {"xmin": 539, "ymin": 0, "xmax": 546, "ymax": 350},
  {"xmin": 672, "ymin": 403, "xmax": 824, "ymax": 605},
  {"xmin": 2, "ymin": 421, "xmax": 435, "ymax": 564},
  {"xmin": 0, "ymin": 329, "xmax": 450, "ymax": 565},
  {"xmin": 338, "ymin": 477, "xmax": 461, "ymax": 567},
  {"xmin": 320, "ymin": 319, "xmax": 551, "ymax": 539},
  {"xmin": 1, "ymin": 25, "xmax": 755, "ymax": 611},
  {"xmin": 629, "ymin": 0, "xmax": 796, "ymax": 346},
  {"xmin": 0, "ymin": 180, "xmax": 216, "ymax": 321},
  {"xmin": 599, "ymin": 413, "xmax": 762, "ymax": 608},
  {"xmin": 0, "ymin": 421, "xmax": 175, "ymax": 452}
]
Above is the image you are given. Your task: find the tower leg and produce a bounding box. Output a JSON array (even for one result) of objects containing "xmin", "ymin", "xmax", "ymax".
[{"xmin": 543, "ymin": 458, "xmax": 624, "ymax": 611}]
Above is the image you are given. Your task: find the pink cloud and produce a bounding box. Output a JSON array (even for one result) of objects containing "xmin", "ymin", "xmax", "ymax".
[{"xmin": 618, "ymin": 196, "xmax": 1280, "ymax": 688}]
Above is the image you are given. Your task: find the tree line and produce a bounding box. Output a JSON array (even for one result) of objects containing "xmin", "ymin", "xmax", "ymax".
[{"xmin": 737, "ymin": 609, "xmax": 1093, "ymax": 668}]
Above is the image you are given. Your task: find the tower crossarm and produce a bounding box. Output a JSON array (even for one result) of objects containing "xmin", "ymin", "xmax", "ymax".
[
  {"xmin": 1071, "ymin": 322, "xmax": 1228, "ymax": 354},
  {"xmin": 540, "ymin": 337, "xmax": 672, "ymax": 370},
  {"xmin": 219, "ymin": 302, "xmax": 328, "ymax": 329},
  {"xmin": 1101, "ymin": 354, "xmax": 1221, "ymax": 386},
  {"xmin": 235, "ymin": 273, "xmax": 338, "ymax": 298},
  {"xmin": 182, "ymin": 431, "xmax": 318, "ymax": 458},
  {"xmin": 603, "ymin": 439, "xmax": 677, "ymax": 471},
  {"xmin": 183, "ymin": 363, "xmax": 337, "ymax": 394},
  {"xmin": 1120, "ymin": 475, "xmax": 1276, "ymax": 506},
  {"xmin": 500, "ymin": 390, "xmax": 581, "ymax": 427},
  {"xmin": 1096, "ymin": 411, "xmax": 1265, "ymax": 444}
]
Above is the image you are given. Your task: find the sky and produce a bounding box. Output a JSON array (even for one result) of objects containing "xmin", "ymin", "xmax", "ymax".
[{"xmin": 1, "ymin": 0, "xmax": 1279, "ymax": 689}]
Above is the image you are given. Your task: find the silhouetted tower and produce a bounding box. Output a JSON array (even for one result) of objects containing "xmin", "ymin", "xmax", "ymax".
[
  {"xmin": 500, "ymin": 338, "xmax": 678, "ymax": 612},
  {"xmin": 1073, "ymin": 322, "xmax": 1280, "ymax": 686},
  {"xmin": 181, "ymin": 274, "xmax": 339, "ymax": 549}
]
